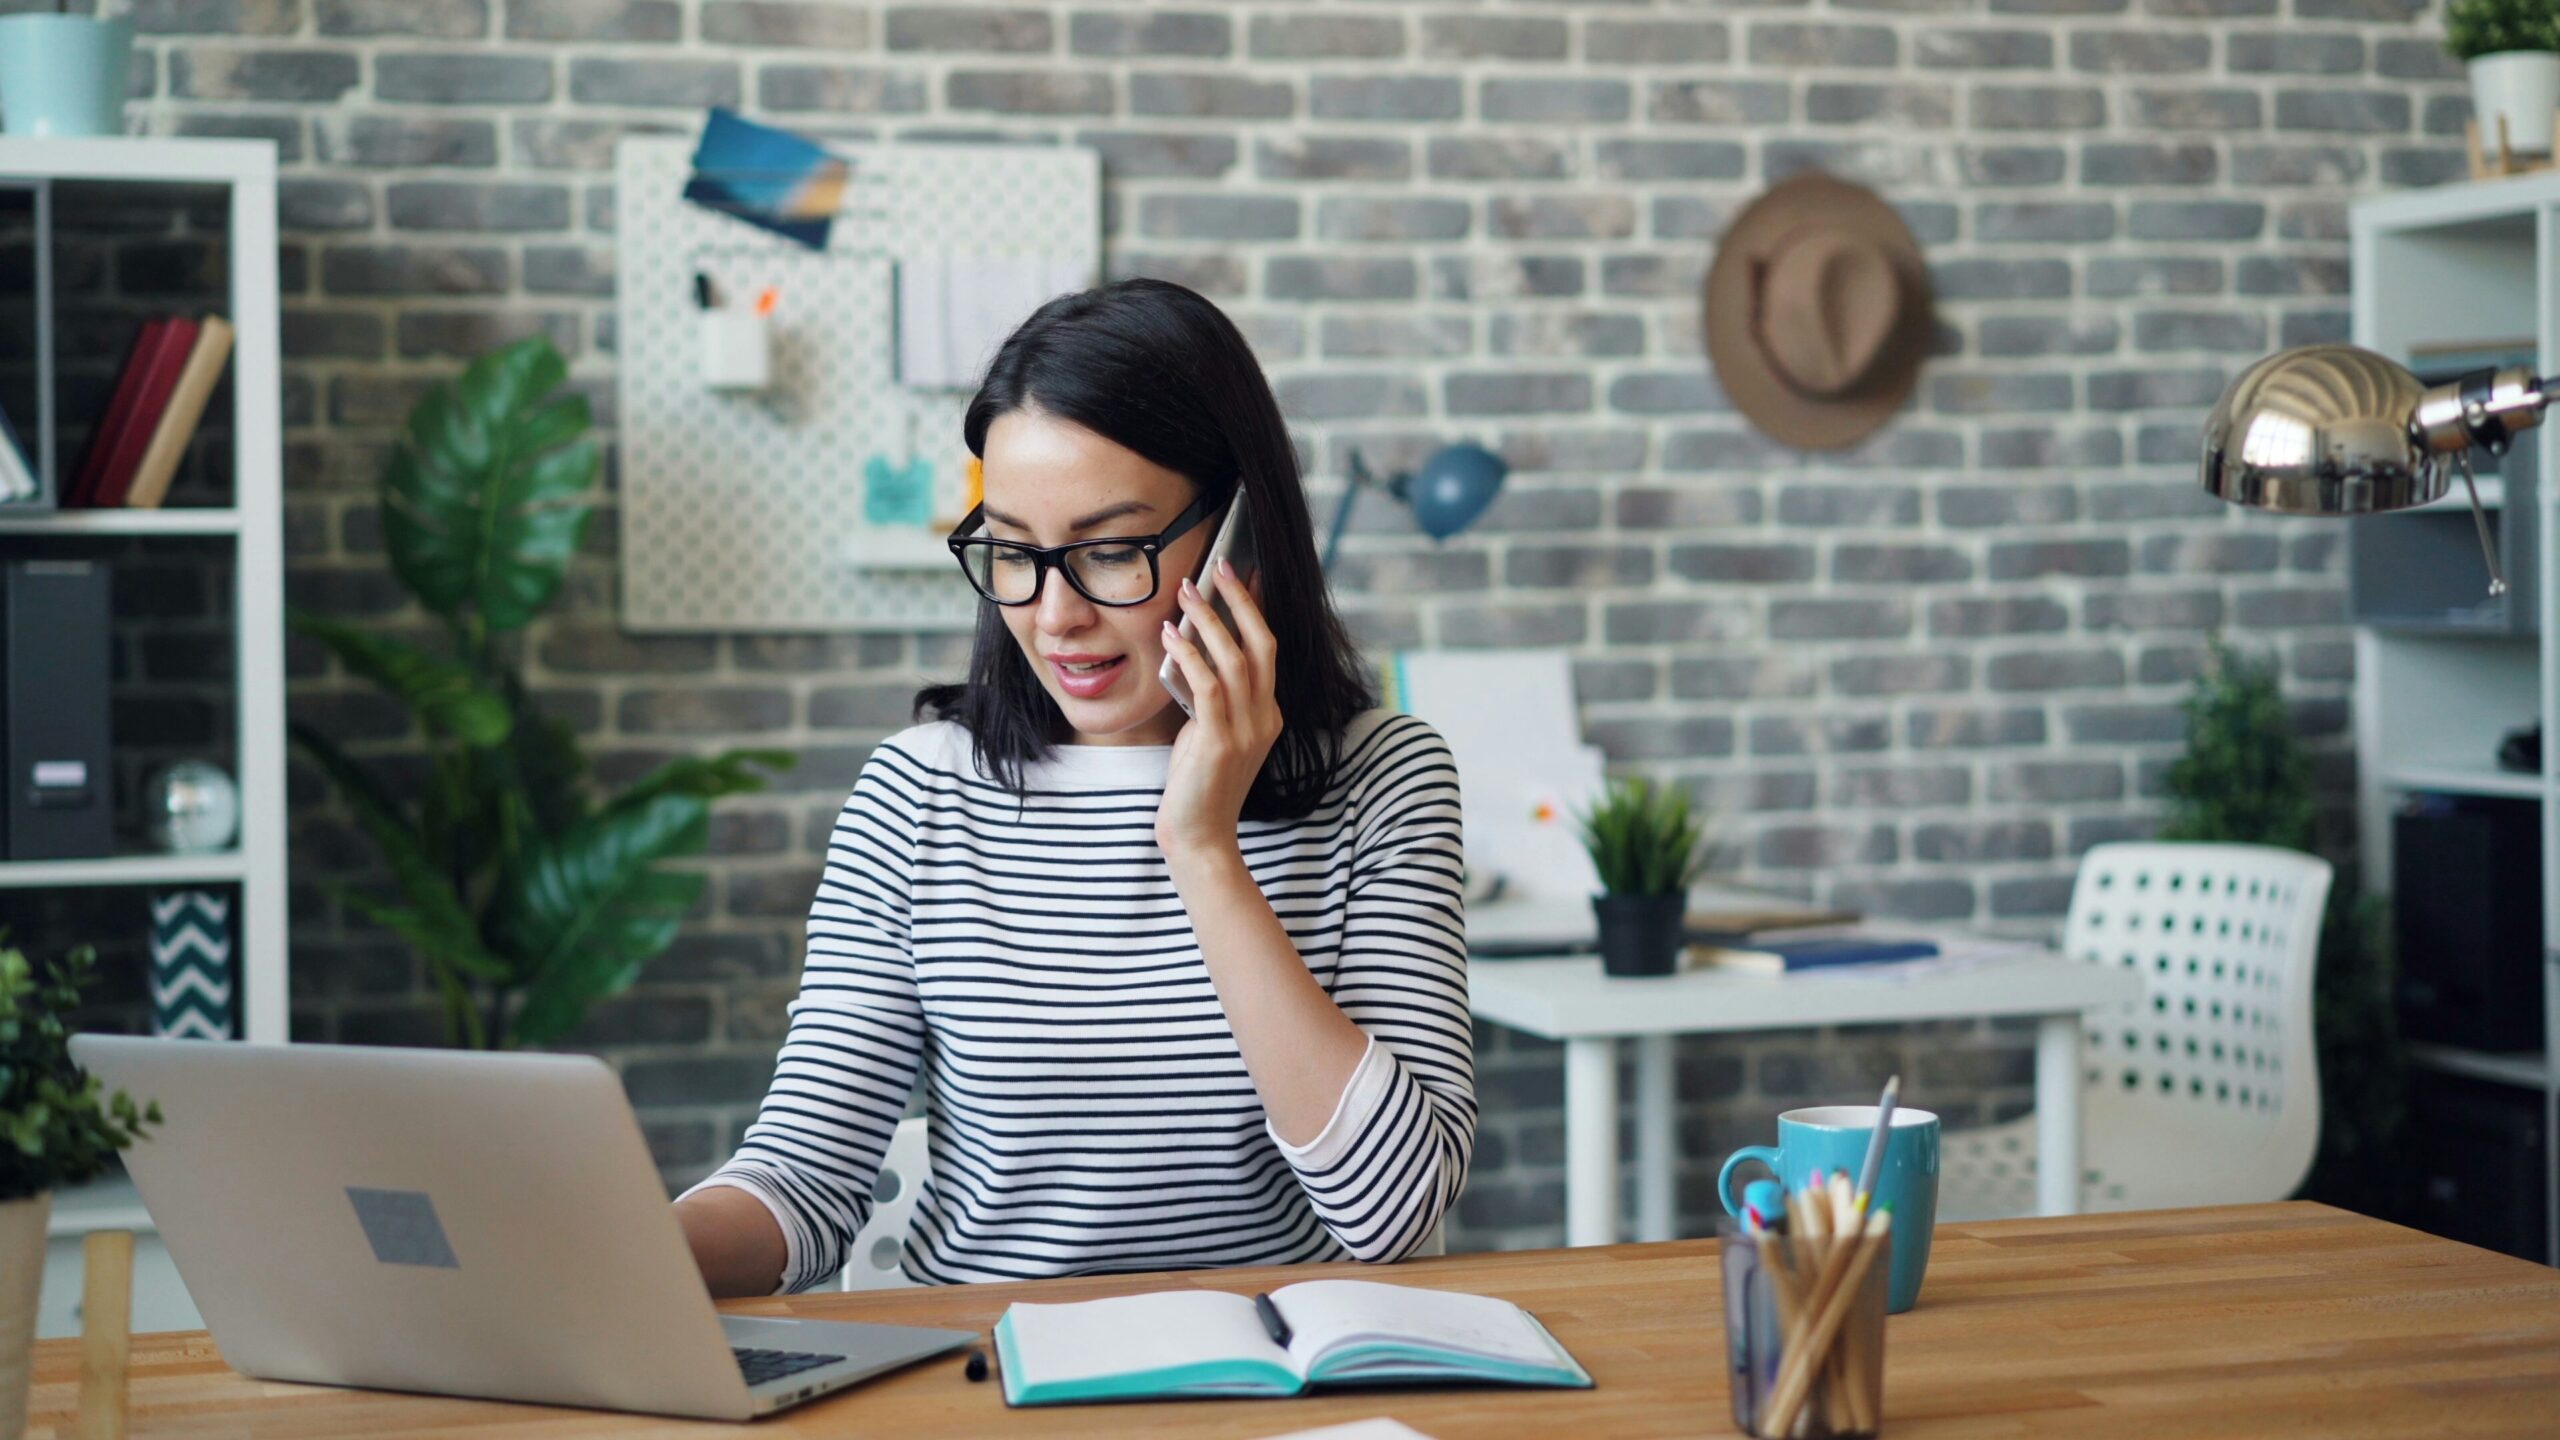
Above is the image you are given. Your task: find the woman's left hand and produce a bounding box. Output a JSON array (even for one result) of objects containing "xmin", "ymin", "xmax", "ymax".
[{"xmin": 1156, "ymin": 558, "xmax": 1282, "ymax": 855}]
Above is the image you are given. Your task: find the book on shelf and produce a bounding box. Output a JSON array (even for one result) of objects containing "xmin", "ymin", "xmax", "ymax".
[
  {"xmin": 0, "ymin": 396, "xmax": 36, "ymax": 504},
  {"xmin": 90, "ymin": 316, "xmax": 201, "ymax": 508},
  {"xmin": 120, "ymin": 316, "xmax": 233, "ymax": 511},
  {"xmin": 1686, "ymin": 933, "xmax": 1943, "ymax": 975},
  {"xmin": 992, "ymin": 1279, "xmax": 1592, "ymax": 1407},
  {"xmin": 66, "ymin": 315, "xmax": 222, "ymax": 509},
  {"xmin": 67, "ymin": 318, "xmax": 168, "ymax": 508}
]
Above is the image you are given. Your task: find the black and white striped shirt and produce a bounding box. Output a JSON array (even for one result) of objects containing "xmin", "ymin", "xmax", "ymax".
[{"xmin": 682, "ymin": 708, "xmax": 1474, "ymax": 1290}]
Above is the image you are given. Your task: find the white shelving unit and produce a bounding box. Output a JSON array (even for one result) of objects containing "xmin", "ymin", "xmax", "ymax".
[
  {"xmin": 2352, "ymin": 174, "xmax": 2560, "ymax": 1267},
  {"xmin": 0, "ymin": 136, "xmax": 288, "ymax": 1337}
]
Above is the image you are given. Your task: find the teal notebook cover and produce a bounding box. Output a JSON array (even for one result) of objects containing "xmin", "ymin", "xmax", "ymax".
[{"xmin": 994, "ymin": 1280, "xmax": 1594, "ymax": 1407}]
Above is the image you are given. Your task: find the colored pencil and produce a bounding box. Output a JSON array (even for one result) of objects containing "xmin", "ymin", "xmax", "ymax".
[{"xmin": 1853, "ymin": 1074, "xmax": 1900, "ymax": 1214}]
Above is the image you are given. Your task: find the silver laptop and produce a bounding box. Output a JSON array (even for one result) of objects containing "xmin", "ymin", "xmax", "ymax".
[{"xmin": 71, "ymin": 1036, "xmax": 972, "ymax": 1421}]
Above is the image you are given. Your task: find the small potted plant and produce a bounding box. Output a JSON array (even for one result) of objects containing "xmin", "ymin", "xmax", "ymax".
[
  {"xmin": 2447, "ymin": 0, "xmax": 2560, "ymax": 159},
  {"xmin": 1, "ymin": 940, "xmax": 157, "ymax": 1435},
  {"xmin": 1576, "ymin": 777, "xmax": 1710, "ymax": 978},
  {"xmin": 0, "ymin": 3, "xmax": 137, "ymax": 138}
]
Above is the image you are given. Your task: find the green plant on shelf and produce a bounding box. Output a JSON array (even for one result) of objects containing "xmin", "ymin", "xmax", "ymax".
[
  {"xmin": 1, "ymin": 939, "xmax": 158, "ymax": 1205},
  {"xmin": 1574, "ymin": 776, "xmax": 1711, "ymax": 899},
  {"xmin": 2445, "ymin": 0, "xmax": 2560, "ymax": 60},
  {"xmin": 290, "ymin": 338, "xmax": 791, "ymax": 1050}
]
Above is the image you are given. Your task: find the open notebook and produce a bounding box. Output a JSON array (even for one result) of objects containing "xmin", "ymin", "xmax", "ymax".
[{"xmin": 993, "ymin": 1280, "xmax": 1592, "ymax": 1406}]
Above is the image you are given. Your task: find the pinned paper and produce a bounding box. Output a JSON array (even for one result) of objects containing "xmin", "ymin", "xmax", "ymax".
[
  {"xmin": 864, "ymin": 453, "xmax": 935, "ymax": 527},
  {"xmin": 682, "ymin": 108, "xmax": 848, "ymax": 250},
  {"xmin": 896, "ymin": 252, "xmax": 1091, "ymax": 388}
]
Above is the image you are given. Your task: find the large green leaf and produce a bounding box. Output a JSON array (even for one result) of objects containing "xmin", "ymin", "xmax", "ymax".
[
  {"xmin": 288, "ymin": 609, "xmax": 511, "ymax": 747},
  {"xmin": 289, "ymin": 723, "xmax": 511, "ymax": 987},
  {"xmin": 382, "ymin": 337, "xmax": 599, "ymax": 633},
  {"xmin": 492, "ymin": 793, "xmax": 713, "ymax": 1046}
]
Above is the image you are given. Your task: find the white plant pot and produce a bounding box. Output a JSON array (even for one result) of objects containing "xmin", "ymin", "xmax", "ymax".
[
  {"xmin": 2469, "ymin": 50, "xmax": 2560, "ymax": 157},
  {"xmin": 0, "ymin": 1192, "xmax": 50, "ymax": 1440}
]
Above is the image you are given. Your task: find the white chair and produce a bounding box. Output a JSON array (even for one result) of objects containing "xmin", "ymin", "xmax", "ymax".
[
  {"xmin": 840, "ymin": 1115, "xmax": 1447, "ymax": 1290},
  {"xmin": 841, "ymin": 1115, "xmax": 931, "ymax": 1291},
  {"xmin": 1939, "ymin": 842, "xmax": 2334, "ymax": 1221}
]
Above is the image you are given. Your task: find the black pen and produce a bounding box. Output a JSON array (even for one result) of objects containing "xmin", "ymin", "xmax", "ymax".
[{"xmin": 1254, "ymin": 1292, "xmax": 1292, "ymax": 1348}]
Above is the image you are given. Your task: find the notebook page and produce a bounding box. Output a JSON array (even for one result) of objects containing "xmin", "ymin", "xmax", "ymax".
[
  {"xmin": 1003, "ymin": 1290, "xmax": 1291, "ymax": 1390},
  {"xmin": 1272, "ymin": 1280, "xmax": 1560, "ymax": 1371}
]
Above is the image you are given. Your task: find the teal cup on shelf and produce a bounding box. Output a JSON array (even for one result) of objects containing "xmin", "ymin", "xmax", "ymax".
[
  {"xmin": 1718, "ymin": 1105, "xmax": 1940, "ymax": 1314},
  {"xmin": 0, "ymin": 15, "xmax": 135, "ymax": 138}
]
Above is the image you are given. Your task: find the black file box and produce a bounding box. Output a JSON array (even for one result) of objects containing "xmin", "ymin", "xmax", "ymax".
[{"xmin": 0, "ymin": 559, "xmax": 113, "ymax": 860}]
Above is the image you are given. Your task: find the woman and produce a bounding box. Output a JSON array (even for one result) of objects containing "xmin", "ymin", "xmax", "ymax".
[{"xmin": 674, "ymin": 279, "xmax": 1474, "ymax": 1294}]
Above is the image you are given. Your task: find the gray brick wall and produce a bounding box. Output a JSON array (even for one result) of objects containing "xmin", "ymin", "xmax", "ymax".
[{"xmin": 8, "ymin": 0, "xmax": 2467, "ymax": 1251}]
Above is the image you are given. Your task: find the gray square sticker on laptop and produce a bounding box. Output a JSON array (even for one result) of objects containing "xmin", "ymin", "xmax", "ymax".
[{"xmin": 346, "ymin": 1187, "xmax": 460, "ymax": 1269}]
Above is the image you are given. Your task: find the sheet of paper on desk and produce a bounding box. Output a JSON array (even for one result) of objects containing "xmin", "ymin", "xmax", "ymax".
[
  {"xmin": 1261, "ymin": 1421, "xmax": 1439, "ymax": 1440},
  {"xmin": 1392, "ymin": 649, "xmax": 1601, "ymax": 904}
]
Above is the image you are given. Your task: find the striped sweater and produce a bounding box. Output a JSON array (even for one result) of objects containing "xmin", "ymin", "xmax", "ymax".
[{"xmin": 681, "ymin": 707, "xmax": 1475, "ymax": 1291}]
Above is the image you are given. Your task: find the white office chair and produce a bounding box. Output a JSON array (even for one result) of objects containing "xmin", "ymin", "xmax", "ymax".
[
  {"xmin": 841, "ymin": 1116, "xmax": 932, "ymax": 1291},
  {"xmin": 840, "ymin": 1115, "xmax": 1447, "ymax": 1290},
  {"xmin": 1939, "ymin": 842, "xmax": 2334, "ymax": 1221}
]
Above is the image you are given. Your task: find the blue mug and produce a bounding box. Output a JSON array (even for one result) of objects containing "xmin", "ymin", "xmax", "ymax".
[
  {"xmin": 0, "ymin": 16, "xmax": 135, "ymax": 138},
  {"xmin": 1718, "ymin": 1105, "xmax": 1939, "ymax": 1313}
]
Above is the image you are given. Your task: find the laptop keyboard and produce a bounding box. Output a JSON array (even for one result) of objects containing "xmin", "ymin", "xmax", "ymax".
[{"xmin": 733, "ymin": 1347, "xmax": 843, "ymax": 1387}]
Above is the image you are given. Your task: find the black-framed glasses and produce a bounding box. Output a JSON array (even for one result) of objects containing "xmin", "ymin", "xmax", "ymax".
[{"xmin": 946, "ymin": 488, "xmax": 1227, "ymax": 607}]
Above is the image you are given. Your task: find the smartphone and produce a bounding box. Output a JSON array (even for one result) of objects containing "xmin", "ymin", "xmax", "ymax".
[{"xmin": 1158, "ymin": 489, "xmax": 1259, "ymax": 719}]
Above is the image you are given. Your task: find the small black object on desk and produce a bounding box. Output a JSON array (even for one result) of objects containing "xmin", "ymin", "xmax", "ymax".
[
  {"xmin": 1254, "ymin": 1292, "xmax": 1292, "ymax": 1348},
  {"xmin": 963, "ymin": 1347, "xmax": 988, "ymax": 1383}
]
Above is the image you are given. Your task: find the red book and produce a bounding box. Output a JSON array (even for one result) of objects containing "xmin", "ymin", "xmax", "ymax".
[
  {"xmin": 88, "ymin": 316, "xmax": 201, "ymax": 510},
  {"xmin": 66, "ymin": 318, "xmax": 166, "ymax": 508}
]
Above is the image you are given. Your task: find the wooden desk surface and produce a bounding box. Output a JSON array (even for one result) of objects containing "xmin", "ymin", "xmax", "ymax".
[{"xmin": 26, "ymin": 1203, "xmax": 2560, "ymax": 1438}]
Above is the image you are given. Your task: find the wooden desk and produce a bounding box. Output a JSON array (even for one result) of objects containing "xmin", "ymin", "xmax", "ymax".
[{"xmin": 26, "ymin": 1203, "xmax": 2560, "ymax": 1437}]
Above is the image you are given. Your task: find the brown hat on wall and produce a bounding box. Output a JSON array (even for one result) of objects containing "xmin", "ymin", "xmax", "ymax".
[{"xmin": 1703, "ymin": 171, "xmax": 1936, "ymax": 452}]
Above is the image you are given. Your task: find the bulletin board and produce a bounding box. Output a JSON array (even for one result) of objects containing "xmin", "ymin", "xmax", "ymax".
[{"xmin": 613, "ymin": 136, "xmax": 1100, "ymax": 632}]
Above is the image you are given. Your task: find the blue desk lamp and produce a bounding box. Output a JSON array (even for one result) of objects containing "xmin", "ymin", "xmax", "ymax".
[{"xmin": 1321, "ymin": 443, "xmax": 1508, "ymax": 571}]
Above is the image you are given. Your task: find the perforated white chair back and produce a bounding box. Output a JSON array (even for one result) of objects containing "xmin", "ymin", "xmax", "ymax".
[
  {"xmin": 841, "ymin": 1115, "xmax": 930, "ymax": 1291},
  {"xmin": 1941, "ymin": 842, "xmax": 2333, "ymax": 1219},
  {"xmin": 840, "ymin": 1116, "xmax": 1449, "ymax": 1288}
]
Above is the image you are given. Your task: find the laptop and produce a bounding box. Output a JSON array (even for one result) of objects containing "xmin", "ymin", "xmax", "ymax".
[{"xmin": 71, "ymin": 1036, "xmax": 974, "ymax": 1421}]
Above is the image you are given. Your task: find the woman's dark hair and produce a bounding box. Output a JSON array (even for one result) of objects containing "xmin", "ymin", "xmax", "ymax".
[{"xmin": 914, "ymin": 278, "xmax": 1378, "ymax": 821}]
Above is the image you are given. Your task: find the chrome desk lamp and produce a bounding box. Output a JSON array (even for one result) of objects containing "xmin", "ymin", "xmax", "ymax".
[{"xmin": 2201, "ymin": 344, "xmax": 2560, "ymax": 595}]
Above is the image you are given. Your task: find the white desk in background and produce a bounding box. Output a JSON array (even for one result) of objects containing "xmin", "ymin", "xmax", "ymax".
[{"xmin": 1464, "ymin": 934, "xmax": 2144, "ymax": 1247}]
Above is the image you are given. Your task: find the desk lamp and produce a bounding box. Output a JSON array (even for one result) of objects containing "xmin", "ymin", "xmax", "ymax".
[
  {"xmin": 2201, "ymin": 344, "xmax": 2560, "ymax": 594},
  {"xmin": 1321, "ymin": 443, "xmax": 1508, "ymax": 572}
]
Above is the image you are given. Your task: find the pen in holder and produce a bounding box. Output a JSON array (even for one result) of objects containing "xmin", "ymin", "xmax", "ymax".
[{"xmin": 1722, "ymin": 1216, "xmax": 1890, "ymax": 1438}]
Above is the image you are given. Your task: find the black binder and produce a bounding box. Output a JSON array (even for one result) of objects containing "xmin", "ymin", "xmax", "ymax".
[{"xmin": 0, "ymin": 559, "xmax": 113, "ymax": 860}]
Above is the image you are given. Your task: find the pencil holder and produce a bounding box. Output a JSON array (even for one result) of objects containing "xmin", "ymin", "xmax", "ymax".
[
  {"xmin": 1721, "ymin": 1223, "xmax": 1889, "ymax": 1438},
  {"xmin": 698, "ymin": 307, "xmax": 771, "ymax": 391}
]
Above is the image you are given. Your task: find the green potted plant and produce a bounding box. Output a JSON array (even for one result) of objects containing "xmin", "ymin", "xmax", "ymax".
[
  {"xmin": 1575, "ymin": 777, "xmax": 1710, "ymax": 977},
  {"xmin": 2446, "ymin": 0, "xmax": 2560, "ymax": 159},
  {"xmin": 291, "ymin": 337, "xmax": 791, "ymax": 1049},
  {"xmin": 1, "ymin": 941, "xmax": 158, "ymax": 1435},
  {"xmin": 0, "ymin": 3, "xmax": 136, "ymax": 138}
]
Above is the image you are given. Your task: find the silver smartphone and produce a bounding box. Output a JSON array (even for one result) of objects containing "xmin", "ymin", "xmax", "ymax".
[{"xmin": 1158, "ymin": 488, "xmax": 1258, "ymax": 718}]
